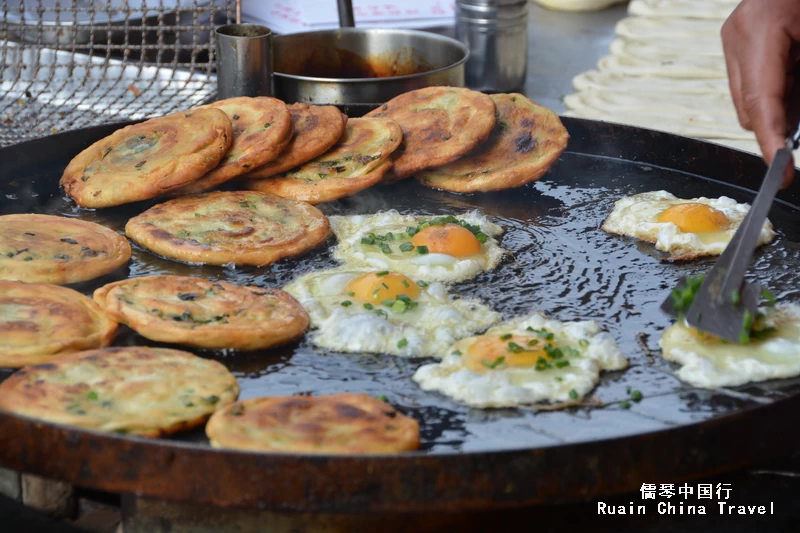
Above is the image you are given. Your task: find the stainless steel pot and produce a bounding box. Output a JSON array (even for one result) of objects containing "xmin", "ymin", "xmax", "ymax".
[{"xmin": 272, "ymin": 28, "xmax": 469, "ymax": 105}]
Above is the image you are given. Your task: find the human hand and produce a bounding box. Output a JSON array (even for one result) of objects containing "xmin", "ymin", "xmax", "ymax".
[{"xmin": 722, "ymin": 0, "xmax": 800, "ymax": 185}]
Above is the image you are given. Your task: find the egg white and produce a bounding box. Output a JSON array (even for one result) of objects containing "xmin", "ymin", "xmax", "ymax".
[
  {"xmin": 602, "ymin": 191, "xmax": 775, "ymax": 260},
  {"xmin": 413, "ymin": 312, "xmax": 628, "ymax": 408},
  {"xmin": 283, "ymin": 269, "xmax": 501, "ymax": 358},
  {"xmin": 659, "ymin": 303, "xmax": 800, "ymax": 388},
  {"xmin": 328, "ymin": 210, "xmax": 506, "ymax": 283}
]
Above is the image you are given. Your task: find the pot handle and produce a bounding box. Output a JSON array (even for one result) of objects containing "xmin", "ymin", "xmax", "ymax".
[{"xmin": 337, "ymin": 0, "xmax": 355, "ymax": 27}]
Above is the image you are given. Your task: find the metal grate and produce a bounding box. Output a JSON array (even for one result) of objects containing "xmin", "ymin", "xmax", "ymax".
[{"xmin": 0, "ymin": 0, "xmax": 240, "ymax": 147}]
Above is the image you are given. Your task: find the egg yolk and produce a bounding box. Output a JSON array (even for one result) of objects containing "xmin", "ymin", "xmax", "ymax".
[
  {"xmin": 410, "ymin": 224, "xmax": 482, "ymax": 257},
  {"xmin": 657, "ymin": 203, "xmax": 729, "ymax": 234},
  {"xmin": 345, "ymin": 272, "xmax": 421, "ymax": 303},
  {"xmin": 464, "ymin": 334, "xmax": 554, "ymax": 373}
]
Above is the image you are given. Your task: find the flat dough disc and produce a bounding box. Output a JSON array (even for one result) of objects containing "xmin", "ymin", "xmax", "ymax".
[
  {"xmin": 610, "ymin": 37, "xmax": 723, "ymax": 58},
  {"xmin": 125, "ymin": 190, "xmax": 330, "ymax": 266},
  {"xmin": 598, "ymin": 53, "xmax": 726, "ymax": 79},
  {"xmin": 174, "ymin": 97, "xmax": 292, "ymax": 194},
  {"xmin": 206, "ymin": 393, "xmax": 420, "ymax": 454},
  {"xmin": 628, "ymin": 0, "xmax": 738, "ymax": 20},
  {"xmin": 245, "ymin": 104, "xmax": 348, "ymax": 179},
  {"xmin": 418, "ymin": 94, "xmax": 569, "ymax": 193},
  {"xmin": 615, "ymin": 16, "xmax": 723, "ymax": 41},
  {"xmin": 0, "ymin": 346, "xmax": 239, "ymax": 436},
  {"xmin": 60, "ymin": 108, "xmax": 233, "ymax": 208},
  {"xmin": 563, "ymin": 107, "xmax": 754, "ymax": 139},
  {"xmin": 564, "ymin": 88, "xmax": 739, "ymax": 121},
  {"xmin": 0, "ymin": 214, "xmax": 131, "ymax": 284},
  {"xmin": 244, "ymin": 117, "xmax": 402, "ymax": 204},
  {"xmin": 365, "ymin": 86, "xmax": 496, "ymax": 179},
  {"xmin": 93, "ymin": 275, "xmax": 309, "ymax": 351},
  {"xmin": 0, "ymin": 280, "xmax": 117, "ymax": 368},
  {"xmin": 572, "ymin": 70, "xmax": 730, "ymax": 95}
]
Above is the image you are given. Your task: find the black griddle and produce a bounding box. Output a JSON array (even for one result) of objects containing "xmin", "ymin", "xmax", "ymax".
[{"xmin": 1, "ymin": 117, "xmax": 800, "ymax": 512}]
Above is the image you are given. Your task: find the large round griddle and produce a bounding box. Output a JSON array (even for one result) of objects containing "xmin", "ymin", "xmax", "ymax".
[{"xmin": 2, "ymin": 117, "xmax": 800, "ymax": 512}]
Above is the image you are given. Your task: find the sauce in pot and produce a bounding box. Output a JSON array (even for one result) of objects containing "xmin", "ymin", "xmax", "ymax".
[{"xmin": 276, "ymin": 47, "xmax": 434, "ymax": 79}]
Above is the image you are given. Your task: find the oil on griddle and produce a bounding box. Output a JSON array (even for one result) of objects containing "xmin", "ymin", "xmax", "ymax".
[{"xmin": 3, "ymin": 141, "xmax": 800, "ymax": 454}]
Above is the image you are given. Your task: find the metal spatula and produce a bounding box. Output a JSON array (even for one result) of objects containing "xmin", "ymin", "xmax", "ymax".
[{"xmin": 661, "ymin": 124, "xmax": 800, "ymax": 343}]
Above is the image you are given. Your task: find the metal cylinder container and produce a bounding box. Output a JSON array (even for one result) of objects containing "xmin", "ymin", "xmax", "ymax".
[
  {"xmin": 214, "ymin": 23, "xmax": 273, "ymax": 100},
  {"xmin": 272, "ymin": 29, "xmax": 469, "ymax": 105},
  {"xmin": 456, "ymin": 0, "xmax": 528, "ymax": 93}
]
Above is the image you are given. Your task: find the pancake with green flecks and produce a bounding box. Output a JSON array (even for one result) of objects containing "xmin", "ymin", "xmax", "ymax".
[
  {"xmin": 0, "ymin": 346, "xmax": 239, "ymax": 436},
  {"xmin": 244, "ymin": 117, "xmax": 401, "ymax": 204},
  {"xmin": 417, "ymin": 94, "xmax": 569, "ymax": 193},
  {"xmin": 174, "ymin": 96, "xmax": 292, "ymax": 194},
  {"xmin": 125, "ymin": 190, "xmax": 330, "ymax": 266},
  {"xmin": 0, "ymin": 214, "xmax": 131, "ymax": 284},
  {"xmin": 93, "ymin": 275, "xmax": 308, "ymax": 351},
  {"xmin": 60, "ymin": 108, "xmax": 232, "ymax": 208},
  {"xmin": 0, "ymin": 280, "xmax": 118, "ymax": 368}
]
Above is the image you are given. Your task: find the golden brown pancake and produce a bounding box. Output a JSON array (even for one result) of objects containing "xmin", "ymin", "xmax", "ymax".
[
  {"xmin": 0, "ymin": 280, "xmax": 117, "ymax": 368},
  {"xmin": 124, "ymin": 191, "xmax": 330, "ymax": 266},
  {"xmin": 243, "ymin": 117, "xmax": 402, "ymax": 204},
  {"xmin": 245, "ymin": 104, "xmax": 348, "ymax": 179},
  {"xmin": 206, "ymin": 393, "xmax": 421, "ymax": 454},
  {"xmin": 93, "ymin": 275, "xmax": 309, "ymax": 351},
  {"xmin": 0, "ymin": 346, "xmax": 239, "ymax": 436},
  {"xmin": 60, "ymin": 108, "xmax": 232, "ymax": 208},
  {"xmin": 0, "ymin": 214, "xmax": 131, "ymax": 284},
  {"xmin": 417, "ymin": 94, "xmax": 570, "ymax": 193},
  {"xmin": 174, "ymin": 97, "xmax": 293, "ymax": 194},
  {"xmin": 365, "ymin": 86, "xmax": 496, "ymax": 179}
]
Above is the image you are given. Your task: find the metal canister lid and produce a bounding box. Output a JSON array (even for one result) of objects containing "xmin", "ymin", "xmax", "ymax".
[
  {"xmin": 456, "ymin": 0, "xmax": 527, "ymax": 6},
  {"xmin": 456, "ymin": 1, "xmax": 528, "ymax": 20}
]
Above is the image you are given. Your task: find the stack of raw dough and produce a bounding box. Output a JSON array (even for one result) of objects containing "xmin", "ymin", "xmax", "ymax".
[{"xmin": 563, "ymin": 0, "xmax": 768, "ymax": 155}]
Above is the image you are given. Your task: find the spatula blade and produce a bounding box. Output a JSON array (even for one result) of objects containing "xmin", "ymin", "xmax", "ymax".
[
  {"xmin": 660, "ymin": 276, "xmax": 761, "ymax": 343},
  {"xmin": 685, "ymin": 276, "xmax": 761, "ymax": 343}
]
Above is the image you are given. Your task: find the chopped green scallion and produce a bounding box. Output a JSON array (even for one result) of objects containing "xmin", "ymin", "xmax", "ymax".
[{"xmin": 568, "ymin": 389, "xmax": 579, "ymax": 401}]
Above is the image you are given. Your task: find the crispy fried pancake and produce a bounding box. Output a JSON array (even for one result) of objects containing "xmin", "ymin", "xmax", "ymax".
[
  {"xmin": 0, "ymin": 347, "xmax": 239, "ymax": 436},
  {"xmin": 0, "ymin": 281, "xmax": 117, "ymax": 368},
  {"xmin": 206, "ymin": 393, "xmax": 420, "ymax": 454},
  {"xmin": 125, "ymin": 191, "xmax": 330, "ymax": 266},
  {"xmin": 60, "ymin": 108, "xmax": 233, "ymax": 208},
  {"xmin": 417, "ymin": 94, "xmax": 569, "ymax": 193},
  {"xmin": 174, "ymin": 97, "xmax": 293, "ymax": 194},
  {"xmin": 94, "ymin": 275, "xmax": 309, "ymax": 350},
  {"xmin": 243, "ymin": 118, "xmax": 401, "ymax": 204},
  {"xmin": 365, "ymin": 86, "xmax": 496, "ymax": 179},
  {"xmin": 245, "ymin": 104, "xmax": 348, "ymax": 179},
  {"xmin": 0, "ymin": 214, "xmax": 131, "ymax": 284}
]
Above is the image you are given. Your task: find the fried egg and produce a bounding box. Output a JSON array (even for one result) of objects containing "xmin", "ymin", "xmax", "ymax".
[
  {"xmin": 283, "ymin": 269, "xmax": 501, "ymax": 357},
  {"xmin": 413, "ymin": 312, "xmax": 628, "ymax": 407},
  {"xmin": 329, "ymin": 211, "xmax": 505, "ymax": 283},
  {"xmin": 659, "ymin": 303, "xmax": 800, "ymax": 388},
  {"xmin": 602, "ymin": 191, "xmax": 775, "ymax": 260}
]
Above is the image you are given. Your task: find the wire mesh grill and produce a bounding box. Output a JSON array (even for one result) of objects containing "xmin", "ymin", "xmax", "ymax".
[{"xmin": 0, "ymin": 0, "xmax": 240, "ymax": 147}]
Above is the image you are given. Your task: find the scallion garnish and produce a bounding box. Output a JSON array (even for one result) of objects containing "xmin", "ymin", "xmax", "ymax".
[
  {"xmin": 568, "ymin": 389, "xmax": 579, "ymax": 401},
  {"xmin": 481, "ymin": 356, "xmax": 505, "ymax": 369}
]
